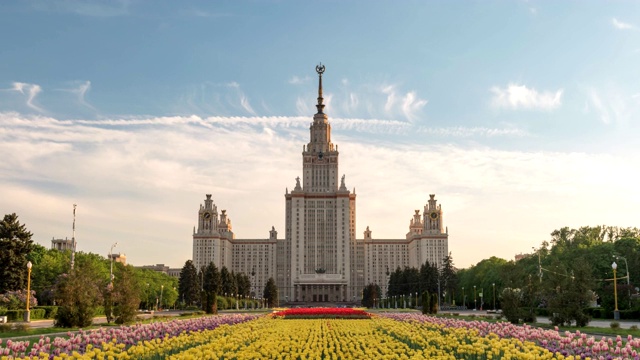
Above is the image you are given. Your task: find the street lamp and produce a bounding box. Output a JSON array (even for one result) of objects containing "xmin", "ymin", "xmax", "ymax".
[
  {"xmin": 613, "ymin": 262, "xmax": 620, "ymax": 320},
  {"xmin": 160, "ymin": 285, "xmax": 164, "ymax": 311},
  {"xmin": 25, "ymin": 261, "xmax": 32, "ymax": 322},
  {"xmin": 462, "ymin": 287, "xmax": 465, "ymax": 308},
  {"xmin": 109, "ymin": 242, "xmax": 118, "ymax": 286},
  {"xmin": 473, "ymin": 285, "xmax": 477, "ymax": 311},
  {"xmin": 492, "ymin": 283, "xmax": 496, "ymax": 311},
  {"xmin": 614, "ymin": 255, "xmax": 631, "ymax": 307}
]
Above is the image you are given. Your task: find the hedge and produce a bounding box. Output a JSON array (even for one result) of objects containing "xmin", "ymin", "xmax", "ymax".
[{"xmin": 33, "ymin": 306, "xmax": 58, "ymax": 319}]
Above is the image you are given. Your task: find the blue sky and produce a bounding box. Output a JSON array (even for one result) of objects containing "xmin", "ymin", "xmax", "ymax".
[{"xmin": 1, "ymin": 1, "xmax": 639, "ymax": 269}]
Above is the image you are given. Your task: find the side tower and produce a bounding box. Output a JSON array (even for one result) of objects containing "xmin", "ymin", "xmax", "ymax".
[
  {"xmin": 283, "ymin": 64, "xmax": 359, "ymax": 303},
  {"xmin": 408, "ymin": 194, "xmax": 449, "ymax": 268},
  {"xmin": 192, "ymin": 194, "xmax": 233, "ymax": 271}
]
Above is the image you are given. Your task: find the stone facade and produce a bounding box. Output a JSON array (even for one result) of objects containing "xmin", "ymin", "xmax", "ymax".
[{"xmin": 192, "ymin": 66, "xmax": 449, "ymax": 302}]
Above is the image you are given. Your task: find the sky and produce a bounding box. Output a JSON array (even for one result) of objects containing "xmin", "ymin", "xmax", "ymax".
[{"xmin": 1, "ymin": 1, "xmax": 639, "ymax": 269}]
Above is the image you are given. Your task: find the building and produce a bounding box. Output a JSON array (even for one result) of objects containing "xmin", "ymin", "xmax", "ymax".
[
  {"xmin": 192, "ymin": 65, "xmax": 449, "ymax": 302},
  {"xmin": 137, "ymin": 263, "xmax": 181, "ymax": 278},
  {"xmin": 51, "ymin": 237, "xmax": 74, "ymax": 251},
  {"xmin": 108, "ymin": 252, "xmax": 128, "ymax": 266}
]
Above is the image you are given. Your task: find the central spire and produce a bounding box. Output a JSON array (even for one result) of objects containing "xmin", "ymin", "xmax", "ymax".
[{"xmin": 315, "ymin": 63, "xmax": 325, "ymax": 114}]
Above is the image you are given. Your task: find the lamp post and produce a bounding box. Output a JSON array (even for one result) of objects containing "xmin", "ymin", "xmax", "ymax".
[
  {"xmin": 415, "ymin": 292, "xmax": 418, "ymax": 309},
  {"xmin": 160, "ymin": 285, "xmax": 164, "ymax": 311},
  {"xmin": 613, "ymin": 262, "xmax": 620, "ymax": 320},
  {"xmin": 24, "ymin": 261, "xmax": 32, "ymax": 322},
  {"xmin": 492, "ymin": 283, "xmax": 496, "ymax": 311},
  {"xmin": 473, "ymin": 285, "xmax": 477, "ymax": 311},
  {"xmin": 614, "ymin": 255, "xmax": 631, "ymax": 308},
  {"xmin": 109, "ymin": 242, "xmax": 118, "ymax": 286},
  {"xmin": 462, "ymin": 287, "xmax": 465, "ymax": 308}
]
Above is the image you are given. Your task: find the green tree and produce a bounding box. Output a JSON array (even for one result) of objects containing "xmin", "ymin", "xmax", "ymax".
[
  {"xmin": 421, "ymin": 291, "xmax": 430, "ymax": 314},
  {"xmin": 441, "ymin": 253, "xmax": 458, "ymax": 305},
  {"xmin": 263, "ymin": 277, "xmax": 278, "ymax": 307},
  {"xmin": 419, "ymin": 261, "xmax": 439, "ymax": 294},
  {"xmin": 543, "ymin": 258, "xmax": 592, "ymax": 326},
  {"xmin": 361, "ymin": 283, "xmax": 381, "ymax": 308},
  {"xmin": 54, "ymin": 262, "xmax": 103, "ymax": 327},
  {"xmin": 31, "ymin": 248, "xmax": 70, "ymax": 305},
  {"xmin": 0, "ymin": 213, "xmax": 34, "ymax": 293},
  {"xmin": 221, "ymin": 267, "xmax": 237, "ymax": 296},
  {"xmin": 178, "ymin": 260, "xmax": 200, "ymax": 306},
  {"xmin": 500, "ymin": 287, "xmax": 525, "ymax": 324},
  {"xmin": 112, "ymin": 266, "xmax": 141, "ymax": 324},
  {"xmin": 203, "ymin": 262, "xmax": 221, "ymax": 314}
]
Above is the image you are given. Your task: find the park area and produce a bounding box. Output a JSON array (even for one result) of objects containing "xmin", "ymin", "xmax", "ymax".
[{"xmin": 2, "ymin": 309, "xmax": 640, "ymax": 359}]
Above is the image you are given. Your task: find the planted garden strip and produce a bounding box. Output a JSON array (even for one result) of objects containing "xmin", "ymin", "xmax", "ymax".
[
  {"xmin": 272, "ymin": 308, "xmax": 371, "ymax": 319},
  {"xmin": 0, "ymin": 314, "xmax": 259, "ymax": 359},
  {"xmin": 382, "ymin": 313, "xmax": 640, "ymax": 359}
]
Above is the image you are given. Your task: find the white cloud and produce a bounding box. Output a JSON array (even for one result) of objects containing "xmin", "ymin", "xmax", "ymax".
[
  {"xmin": 584, "ymin": 86, "xmax": 637, "ymax": 126},
  {"xmin": 379, "ymin": 85, "xmax": 427, "ymax": 121},
  {"xmin": 612, "ymin": 18, "xmax": 636, "ymax": 30},
  {"xmin": 288, "ymin": 76, "xmax": 311, "ymax": 85},
  {"xmin": 587, "ymin": 89, "xmax": 610, "ymax": 124},
  {"xmin": 11, "ymin": 82, "xmax": 44, "ymax": 112},
  {"xmin": 2, "ymin": 112, "xmax": 637, "ymax": 268},
  {"xmin": 32, "ymin": 0, "xmax": 131, "ymax": 17},
  {"xmin": 490, "ymin": 84, "xmax": 563, "ymax": 110}
]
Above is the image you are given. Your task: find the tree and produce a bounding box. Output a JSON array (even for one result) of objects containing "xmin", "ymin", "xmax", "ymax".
[
  {"xmin": 419, "ymin": 261, "xmax": 439, "ymax": 294},
  {"xmin": 544, "ymin": 258, "xmax": 592, "ymax": 327},
  {"xmin": 203, "ymin": 262, "xmax": 221, "ymax": 314},
  {"xmin": 54, "ymin": 262, "xmax": 103, "ymax": 327},
  {"xmin": 0, "ymin": 213, "xmax": 34, "ymax": 293},
  {"xmin": 500, "ymin": 287, "xmax": 525, "ymax": 324},
  {"xmin": 263, "ymin": 277, "xmax": 278, "ymax": 307},
  {"xmin": 362, "ymin": 283, "xmax": 381, "ymax": 308},
  {"xmin": 30, "ymin": 248, "xmax": 70, "ymax": 305},
  {"xmin": 421, "ymin": 291, "xmax": 430, "ymax": 314},
  {"xmin": 221, "ymin": 266, "xmax": 237, "ymax": 296},
  {"xmin": 111, "ymin": 266, "xmax": 141, "ymax": 324},
  {"xmin": 236, "ymin": 272, "xmax": 251, "ymax": 297},
  {"xmin": 178, "ymin": 260, "xmax": 200, "ymax": 306},
  {"xmin": 440, "ymin": 253, "xmax": 458, "ymax": 305}
]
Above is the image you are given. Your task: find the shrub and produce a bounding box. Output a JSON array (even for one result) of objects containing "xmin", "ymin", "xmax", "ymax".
[
  {"xmin": 610, "ymin": 321, "xmax": 620, "ymax": 329},
  {"xmin": 34, "ymin": 306, "xmax": 58, "ymax": 319},
  {"xmin": 217, "ymin": 296, "xmax": 228, "ymax": 310},
  {"xmin": 631, "ymin": 325, "xmax": 638, "ymax": 330},
  {"xmin": 30, "ymin": 308, "xmax": 46, "ymax": 320},
  {"xmin": 5, "ymin": 309, "xmax": 25, "ymax": 321}
]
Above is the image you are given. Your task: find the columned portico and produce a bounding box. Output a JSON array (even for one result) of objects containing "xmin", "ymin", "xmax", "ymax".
[{"xmin": 294, "ymin": 273, "xmax": 348, "ymax": 302}]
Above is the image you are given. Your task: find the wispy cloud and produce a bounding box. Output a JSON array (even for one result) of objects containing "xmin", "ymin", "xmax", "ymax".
[
  {"xmin": 612, "ymin": 18, "xmax": 636, "ymax": 30},
  {"xmin": 289, "ymin": 76, "xmax": 311, "ymax": 85},
  {"xmin": 57, "ymin": 81, "xmax": 95, "ymax": 110},
  {"xmin": 32, "ymin": 0, "xmax": 131, "ymax": 17},
  {"xmin": 1, "ymin": 112, "xmax": 637, "ymax": 269},
  {"xmin": 11, "ymin": 82, "xmax": 44, "ymax": 112},
  {"xmin": 584, "ymin": 86, "xmax": 637, "ymax": 126},
  {"xmin": 380, "ymin": 85, "xmax": 428, "ymax": 121},
  {"xmin": 490, "ymin": 84, "xmax": 563, "ymax": 111}
]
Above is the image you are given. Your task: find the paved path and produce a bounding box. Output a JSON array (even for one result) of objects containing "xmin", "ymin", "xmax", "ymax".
[{"xmin": 442, "ymin": 309, "xmax": 640, "ymax": 329}]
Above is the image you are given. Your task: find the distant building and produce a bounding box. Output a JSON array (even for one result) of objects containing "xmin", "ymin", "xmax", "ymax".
[
  {"xmin": 108, "ymin": 252, "xmax": 127, "ymax": 266},
  {"xmin": 515, "ymin": 253, "xmax": 531, "ymax": 261},
  {"xmin": 138, "ymin": 264, "xmax": 181, "ymax": 278},
  {"xmin": 192, "ymin": 65, "xmax": 450, "ymax": 302},
  {"xmin": 51, "ymin": 237, "xmax": 74, "ymax": 251}
]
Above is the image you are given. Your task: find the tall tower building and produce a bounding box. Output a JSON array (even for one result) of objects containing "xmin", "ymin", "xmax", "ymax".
[
  {"xmin": 281, "ymin": 64, "xmax": 358, "ymax": 302},
  {"xmin": 192, "ymin": 64, "xmax": 448, "ymax": 304}
]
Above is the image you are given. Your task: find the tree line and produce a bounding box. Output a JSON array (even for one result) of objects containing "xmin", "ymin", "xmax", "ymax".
[{"xmin": 0, "ymin": 213, "xmax": 272, "ymax": 327}]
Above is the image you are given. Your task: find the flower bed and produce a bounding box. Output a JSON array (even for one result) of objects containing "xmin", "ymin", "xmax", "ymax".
[
  {"xmin": 272, "ymin": 307, "xmax": 371, "ymax": 319},
  {"xmin": 0, "ymin": 313, "xmax": 259, "ymax": 359},
  {"xmin": 382, "ymin": 313, "xmax": 640, "ymax": 359}
]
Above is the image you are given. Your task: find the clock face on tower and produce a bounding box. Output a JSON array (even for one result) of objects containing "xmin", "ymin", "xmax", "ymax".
[
  {"xmin": 204, "ymin": 213, "xmax": 211, "ymax": 219},
  {"xmin": 318, "ymin": 151, "xmax": 324, "ymax": 159},
  {"xmin": 430, "ymin": 212, "xmax": 439, "ymax": 220}
]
